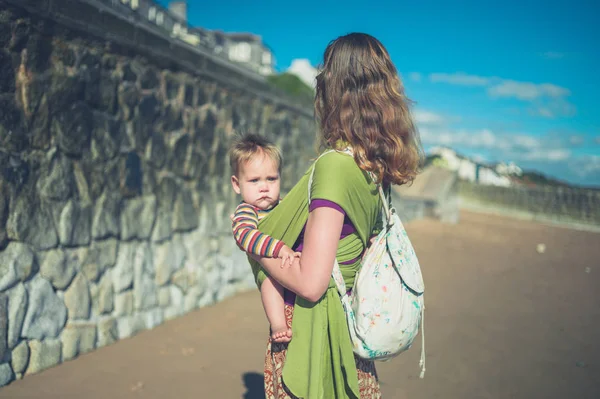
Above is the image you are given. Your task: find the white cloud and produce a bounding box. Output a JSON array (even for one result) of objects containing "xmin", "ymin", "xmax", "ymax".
[
  {"xmin": 426, "ymin": 71, "xmax": 574, "ymax": 118},
  {"xmin": 419, "ymin": 125, "xmax": 580, "ymax": 163},
  {"xmin": 512, "ymin": 135, "xmax": 540, "ymax": 150},
  {"xmin": 488, "ymin": 80, "xmax": 570, "ymax": 101},
  {"xmin": 408, "ymin": 72, "xmax": 422, "ymax": 82},
  {"xmin": 569, "ymin": 135, "xmax": 584, "ymax": 146},
  {"xmin": 429, "ymin": 72, "xmax": 490, "ymax": 86},
  {"xmin": 520, "ymin": 149, "xmax": 571, "ymax": 161},
  {"xmin": 413, "ymin": 109, "xmax": 445, "ymax": 125},
  {"xmin": 286, "ymin": 59, "xmax": 318, "ymax": 88}
]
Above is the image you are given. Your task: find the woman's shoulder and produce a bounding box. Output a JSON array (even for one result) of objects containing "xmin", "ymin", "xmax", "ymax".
[
  {"xmin": 312, "ymin": 150, "xmax": 368, "ymax": 188},
  {"xmin": 315, "ymin": 150, "xmax": 358, "ymax": 171}
]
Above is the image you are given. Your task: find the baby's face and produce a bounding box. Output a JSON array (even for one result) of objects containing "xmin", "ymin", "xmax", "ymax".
[{"xmin": 231, "ymin": 153, "xmax": 280, "ymax": 210}]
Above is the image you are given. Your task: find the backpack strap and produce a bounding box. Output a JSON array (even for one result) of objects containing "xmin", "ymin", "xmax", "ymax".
[{"xmin": 306, "ymin": 149, "xmax": 350, "ymax": 297}]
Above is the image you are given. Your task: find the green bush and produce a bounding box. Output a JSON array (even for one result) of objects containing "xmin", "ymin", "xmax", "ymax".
[{"xmin": 266, "ymin": 73, "xmax": 314, "ymax": 105}]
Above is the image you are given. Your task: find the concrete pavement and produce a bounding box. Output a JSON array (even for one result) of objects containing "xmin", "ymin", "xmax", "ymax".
[{"xmin": 1, "ymin": 211, "xmax": 599, "ymax": 398}]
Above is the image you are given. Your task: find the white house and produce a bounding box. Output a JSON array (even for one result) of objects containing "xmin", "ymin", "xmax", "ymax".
[{"xmin": 429, "ymin": 147, "xmax": 513, "ymax": 187}]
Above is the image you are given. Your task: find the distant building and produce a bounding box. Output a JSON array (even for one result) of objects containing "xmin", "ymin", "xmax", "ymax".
[
  {"xmin": 162, "ymin": 2, "xmax": 275, "ymax": 74},
  {"xmin": 429, "ymin": 147, "xmax": 513, "ymax": 187},
  {"xmin": 108, "ymin": 0, "xmax": 276, "ymax": 75},
  {"xmin": 495, "ymin": 161, "xmax": 523, "ymax": 177},
  {"xmin": 167, "ymin": 1, "xmax": 186, "ymax": 21},
  {"xmin": 223, "ymin": 32, "xmax": 275, "ymax": 76}
]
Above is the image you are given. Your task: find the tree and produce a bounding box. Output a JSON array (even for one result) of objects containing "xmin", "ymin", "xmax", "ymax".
[{"xmin": 266, "ymin": 73, "xmax": 314, "ymax": 105}]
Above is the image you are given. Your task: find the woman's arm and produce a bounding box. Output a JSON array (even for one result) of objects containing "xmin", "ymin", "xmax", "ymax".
[{"xmin": 250, "ymin": 206, "xmax": 344, "ymax": 302}]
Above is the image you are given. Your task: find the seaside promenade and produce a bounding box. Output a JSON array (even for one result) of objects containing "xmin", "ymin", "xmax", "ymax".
[{"xmin": 1, "ymin": 211, "xmax": 599, "ymax": 399}]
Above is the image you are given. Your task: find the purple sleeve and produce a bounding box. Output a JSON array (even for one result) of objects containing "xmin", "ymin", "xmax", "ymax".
[{"xmin": 309, "ymin": 199, "xmax": 346, "ymax": 215}]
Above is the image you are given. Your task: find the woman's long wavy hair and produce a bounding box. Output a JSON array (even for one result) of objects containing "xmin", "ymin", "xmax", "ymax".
[{"xmin": 315, "ymin": 33, "xmax": 424, "ymax": 186}]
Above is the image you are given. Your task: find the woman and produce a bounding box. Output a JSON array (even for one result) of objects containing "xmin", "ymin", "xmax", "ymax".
[{"xmin": 248, "ymin": 32, "xmax": 423, "ymax": 398}]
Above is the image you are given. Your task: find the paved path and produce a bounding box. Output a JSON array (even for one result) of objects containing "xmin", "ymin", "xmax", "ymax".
[{"xmin": 1, "ymin": 211, "xmax": 599, "ymax": 398}]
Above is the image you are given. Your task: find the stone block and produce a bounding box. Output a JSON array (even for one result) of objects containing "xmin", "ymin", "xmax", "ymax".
[
  {"xmin": 97, "ymin": 318, "xmax": 117, "ymax": 348},
  {"xmin": 145, "ymin": 133, "xmax": 167, "ymax": 168},
  {"xmin": 6, "ymin": 283, "xmax": 27, "ymax": 349},
  {"xmin": 144, "ymin": 308, "xmax": 163, "ymax": 330},
  {"xmin": 0, "ymin": 295, "xmax": 7, "ymax": 361},
  {"xmin": 64, "ymin": 274, "xmax": 91, "ymax": 320},
  {"xmin": 22, "ymin": 277, "xmax": 67, "ymax": 340},
  {"xmin": 87, "ymin": 72, "xmax": 118, "ymax": 114},
  {"xmin": 139, "ymin": 67, "xmax": 160, "ymax": 90},
  {"xmin": 91, "ymin": 114, "xmax": 121, "ymax": 162},
  {"xmin": 0, "ymin": 178, "xmax": 8, "ymax": 251},
  {"xmin": 60, "ymin": 323, "xmax": 97, "ymax": 361},
  {"xmin": 151, "ymin": 208, "xmax": 172, "ymax": 243},
  {"xmin": 154, "ymin": 237, "xmax": 185, "ymax": 286},
  {"xmin": 172, "ymin": 188, "xmax": 198, "ymax": 232},
  {"xmin": 120, "ymin": 195, "xmax": 157, "ymax": 240},
  {"xmin": 26, "ymin": 339, "xmax": 61, "ymax": 375},
  {"xmin": 114, "ymin": 290, "xmax": 133, "ymax": 317},
  {"xmin": 0, "ymin": 94, "xmax": 26, "ymax": 153},
  {"xmin": 6, "ymin": 195, "xmax": 58, "ymax": 250},
  {"xmin": 113, "ymin": 242, "xmax": 135, "ymax": 293},
  {"xmin": 0, "ymin": 363, "xmax": 14, "ymax": 388},
  {"xmin": 0, "ymin": 242, "xmax": 36, "ymax": 292},
  {"xmin": 117, "ymin": 82, "xmax": 139, "ymax": 121},
  {"xmin": 93, "ymin": 271, "xmax": 114, "ymax": 315},
  {"xmin": 52, "ymin": 102, "xmax": 92, "ymax": 156},
  {"xmin": 37, "ymin": 151, "xmax": 75, "ymax": 202},
  {"xmin": 10, "ymin": 341, "xmax": 29, "ymax": 376},
  {"xmin": 39, "ymin": 249, "xmax": 76, "ymax": 290},
  {"xmin": 48, "ymin": 74, "xmax": 85, "ymax": 116},
  {"xmin": 158, "ymin": 286, "xmax": 170, "ymax": 307},
  {"xmin": 81, "ymin": 239, "xmax": 118, "ymax": 283},
  {"xmin": 92, "ymin": 191, "xmax": 121, "ymax": 239},
  {"xmin": 116, "ymin": 314, "xmax": 145, "ymax": 340},
  {"xmin": 120, "ymin": 151, "xmax": 143, "ymax": 198},
  {"xmin": 133, "ymin": 243, "xmax": 157, "ymax": 311},
  {"xmin": 58, "ymin": 200, "xmax": 92, "ymax": 246}
]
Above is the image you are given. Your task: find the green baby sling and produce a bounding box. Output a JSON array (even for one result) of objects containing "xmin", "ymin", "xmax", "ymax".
[{"xmin": 247, "ymin": 149, "xmax": 382, "ymax": 399}]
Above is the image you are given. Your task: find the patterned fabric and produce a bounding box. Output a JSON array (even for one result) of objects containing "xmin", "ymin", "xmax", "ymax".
[
  {"xmin": 264, "ymin": 304, "xmax": 382, "ymax": 399},
  {"xmin": 232, "ymin": 202, "xmax": 285, "ymax": 258}
]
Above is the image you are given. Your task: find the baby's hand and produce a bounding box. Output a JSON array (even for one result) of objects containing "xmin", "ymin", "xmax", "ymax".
[{"xmin": 279, "ymin": 245, "xmax": 301, "ymax": 268}]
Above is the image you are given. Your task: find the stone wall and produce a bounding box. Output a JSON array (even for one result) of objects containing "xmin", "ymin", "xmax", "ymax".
[
  {"xmin": 0, "ymin": 0, "xmax": 316, "ymax": 387},
  {"xmin": 458, "ymin": 181, "xmax": 600, "ymax": 230}
]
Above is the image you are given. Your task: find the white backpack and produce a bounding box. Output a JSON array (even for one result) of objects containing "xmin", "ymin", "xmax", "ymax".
[{"xmin": 309, "ymin": 149, "xmax": 426, "ymax": 378}]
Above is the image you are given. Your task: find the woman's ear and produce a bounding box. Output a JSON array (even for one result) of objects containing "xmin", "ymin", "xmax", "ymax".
[{"xmin": 231, "ymin": 175, "xmax": 241, "ymax": 194}]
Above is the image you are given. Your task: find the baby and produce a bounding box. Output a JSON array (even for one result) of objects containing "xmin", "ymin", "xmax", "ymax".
[{"xmin": 229, "ymin": 133, "xmax": 300, "ymax": 343}]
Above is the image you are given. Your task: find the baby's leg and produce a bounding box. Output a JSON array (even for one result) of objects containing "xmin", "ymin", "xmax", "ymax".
[{"xmin": 261, "ymin": 276, "xmax": 292, "ymax": 343}]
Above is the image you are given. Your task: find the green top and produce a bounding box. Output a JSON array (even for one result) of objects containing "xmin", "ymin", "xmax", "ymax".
[{"xmin": 248, "ymin": 150, "xmax": 382, "ymax": 399}]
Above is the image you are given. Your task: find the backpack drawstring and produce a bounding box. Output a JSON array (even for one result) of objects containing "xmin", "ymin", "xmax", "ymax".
[{"xmin": 419, "ymin": 302, "xmax": 426, "ymax": 379}]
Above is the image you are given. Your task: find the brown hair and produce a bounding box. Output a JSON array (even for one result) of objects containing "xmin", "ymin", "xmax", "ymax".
[
  {"xmin": 315, "ymin": 33, "xmax": 424, "ymax": 185},
  {"xmin": 228, "ymin": 133, "xmax": 282, "ymax": 176}
]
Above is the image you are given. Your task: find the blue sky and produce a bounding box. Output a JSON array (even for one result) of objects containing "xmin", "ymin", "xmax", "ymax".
[{"xmin": 160, "ymin": 0, "xmax": 600, "ymax": 187}]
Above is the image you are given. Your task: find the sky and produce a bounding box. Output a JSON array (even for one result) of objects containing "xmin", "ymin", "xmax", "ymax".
[{"xmin": 159, "ymin": 0, "xmax": 600, "ymax": 187}]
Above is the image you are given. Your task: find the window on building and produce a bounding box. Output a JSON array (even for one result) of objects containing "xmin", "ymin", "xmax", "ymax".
[
  {"xmin": 131, "ymin": 0, "xmax": 139, "ymax": 10},
  {"xmin": 262, "ymin": 51, "xmax": 272, "ymax": 65},
  {"xmin": 156, "ymin": 11, "xmax": 164, "ymax": 25},
  {"xmin": 229, "ymin": 42, "xmax": 251, "ymax": 62},
  {"xmin": 148, "ymin": 6, "xmax": 156, "ymax": 21}
]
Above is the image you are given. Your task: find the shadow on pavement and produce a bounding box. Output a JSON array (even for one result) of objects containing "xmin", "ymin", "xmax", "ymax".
[{"xmin": 243, "ymin": 372, "xmax": 266, "ymax": 399}]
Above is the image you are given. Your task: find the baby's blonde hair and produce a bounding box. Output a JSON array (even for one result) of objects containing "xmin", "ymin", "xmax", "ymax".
[{"xmin": 228, "ymin": 133, "xmax": 282, "ymax": 176}]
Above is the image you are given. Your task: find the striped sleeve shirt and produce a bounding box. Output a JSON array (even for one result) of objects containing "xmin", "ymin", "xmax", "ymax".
[{"xmin": 232, "ymin": 202, "xmax": 285, "ymax": 258}]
